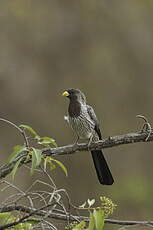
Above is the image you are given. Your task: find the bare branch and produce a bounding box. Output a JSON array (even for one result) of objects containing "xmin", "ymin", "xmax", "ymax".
[
  {"xmin": 43, "ymin": 131, "xmax": 153, "ymax": 156},
  {"xmin": 0, "ymin": 204, "xmax": 153, "ymax": 227},
  {"xmin": 0, "ymin": 130, "xmax": 153, "ymax": 179}
]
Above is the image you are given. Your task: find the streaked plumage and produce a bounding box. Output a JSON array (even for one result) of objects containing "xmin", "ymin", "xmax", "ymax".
[{"xmin": 62, "ymin": 89, "xmax": 114, "ymax": 185}]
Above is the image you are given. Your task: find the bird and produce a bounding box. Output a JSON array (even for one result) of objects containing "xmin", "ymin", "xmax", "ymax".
[{"xmin": 62, "ymin": 88, "xmax": 114, "ymax": 185}]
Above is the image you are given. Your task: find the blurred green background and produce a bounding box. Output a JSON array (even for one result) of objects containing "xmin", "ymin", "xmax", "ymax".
[{"xmin": 0, "ymin": 0, "xmax": 153, "ymax": 229}]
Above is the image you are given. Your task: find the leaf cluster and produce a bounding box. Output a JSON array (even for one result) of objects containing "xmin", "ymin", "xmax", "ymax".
[
  {"xmin": 7, "ymin": 124, "xmax": 67, "ymax": 178},
  {"xmin": 0, "ymin": 212, "xmax": 33, "ymax": 230},
  {"xmin": 66, "ymin": 197, "xmax": 116, "ymax": 230}
]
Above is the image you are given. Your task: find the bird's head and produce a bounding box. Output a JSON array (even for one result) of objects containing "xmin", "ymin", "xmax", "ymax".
[{"xmin": 62, "ymin": 89, "xmax": 86, "ymax": 103}]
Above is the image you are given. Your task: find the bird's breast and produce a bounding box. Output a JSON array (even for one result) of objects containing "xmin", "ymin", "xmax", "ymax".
[{"xmin": 68, "ymin": 115, "xmax": 93, "ymax": 139}]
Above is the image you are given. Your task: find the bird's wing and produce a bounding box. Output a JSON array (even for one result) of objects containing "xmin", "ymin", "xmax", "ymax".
[{"xmin": 87, "ymin": 105, "xmax": 102, "ymax": 140}]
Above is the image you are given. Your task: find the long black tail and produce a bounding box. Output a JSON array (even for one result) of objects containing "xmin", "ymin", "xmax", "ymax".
[{"xmin": 91, "ymin": 150, "xmax": 114, "ymax": 185}]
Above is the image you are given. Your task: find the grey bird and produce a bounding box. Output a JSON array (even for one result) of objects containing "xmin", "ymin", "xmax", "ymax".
[{"xmin": 62, "ymin": 88, "xmax": 114, "ymax": 185}]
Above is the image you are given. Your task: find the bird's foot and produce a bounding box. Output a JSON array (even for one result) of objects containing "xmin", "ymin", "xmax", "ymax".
[
  {"xmin": 71, "ymin": 142, "xmax": 80, "ymax": 151},
  {"xmin": 87, "ymin": 134, "xmax": 94, "ymax": 150},
  {"xmin": 87, "ymin": 140, "xmax": 93, "ymax": 151},
  {"xmin": 72, "ymin": 136, "xmax": 80, "ymax": 148}
]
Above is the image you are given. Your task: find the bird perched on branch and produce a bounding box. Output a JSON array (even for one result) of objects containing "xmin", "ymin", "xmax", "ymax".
[{"xmin": 62, "ymin": 89, "xmax": 114, "ymax": 185}]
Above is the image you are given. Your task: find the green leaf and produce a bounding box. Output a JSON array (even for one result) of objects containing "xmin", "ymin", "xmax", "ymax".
[
  {"xmin": 43, "ymin": 157, "xmax": 48, "ymax": 171},
  {"xmin": 87, "ymin": 199, "xmax": 95, "ymax": 207},
  {"xmin": 10, "ymin": 158, "xmax": 22, "ymax": 180},
  {"xmin": 43, "ymin": 157, "xmax": 67, "ymax": 175},
  {"xmin": 50, "ymin": 157, "xmax": 68, "ymax": 176},
  {"xmin": 7, "ymin": 145, "xmax": 27, "ymax": 163},
  {"xmin": 88, "ymin": 212, "xmax": 95, "ymax": 230},
  {"xmin": 43, "ymin": 156, "xmax": 56, "ymax": 171},
  {"xmin": 16, "ymin": 222, "xmax": 33, "ymax": 230},
  {"xmin": 35, "ymin": 135, "xmax": 41, "ymax": 141},
  {"xmin": 48, "ymin": 161, "xmax": 56, "ymax": 170},
  {"xmin": 19, "ymin": 124, "xmax": 38, "ymax": 137},
  {"xmin": 72, "ymin": 221, "xmax": 86, "ymax": 230},
  {"xmin": 38, "ymin": 136, "xmax": 57, "ymax": 147},
  {"xmin": 0, "ymin": 212, "xmax": 14, "ymax": 225},
  {"xmin": 79, "ymin": 201, "xmax": 87, "ymax": 208},
  {"xmin": 31, "ymin": 148, "xmax": 42, "ymax": 174},
  {"xmin": 93, "ymin": 209, "xmax": 104, "ymax": 230}
]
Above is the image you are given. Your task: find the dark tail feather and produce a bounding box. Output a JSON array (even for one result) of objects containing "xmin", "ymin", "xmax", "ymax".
[{"xmin": 91, "ymin": 150, "xmax": 114, "ymax": 185}]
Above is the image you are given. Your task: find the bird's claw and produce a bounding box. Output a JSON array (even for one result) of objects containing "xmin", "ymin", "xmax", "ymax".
[
  {"xmin": 87, "ymin": 144, "xmax": 92, "ymax": 151},
  {"xmin": 72, "ymin": 136, "xmax": 80, "ymax": 148},
  {"xmin": 108, "ymin": 136, "xmax": 112, "ymax": 141},
  {"xmin": 72, "ymin": 142, "xmax": 79, "ymax": 148}
]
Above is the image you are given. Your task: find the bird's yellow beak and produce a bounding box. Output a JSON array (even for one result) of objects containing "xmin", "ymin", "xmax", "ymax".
[{"xmin": 62, "ymin": 91, "xmax": 69, "ymax": 97}]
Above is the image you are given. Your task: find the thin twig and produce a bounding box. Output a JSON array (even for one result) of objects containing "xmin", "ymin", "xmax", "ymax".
[
  {"xmin": 0, "ymin": 118, "xmax": 29, "ymax": 147},
  {"xmin": 136, "ymin": 115, "xmax": 152, "ymax": 141}
]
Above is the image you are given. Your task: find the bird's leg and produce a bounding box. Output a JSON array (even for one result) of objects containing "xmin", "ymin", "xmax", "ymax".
[
  {"xmin": 73, "ymin": 135, "xmax": 80, "ymax": 146},
  {"xmin": 87, "ymin": 133, "xmax": 93, "ymax": 150}
]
